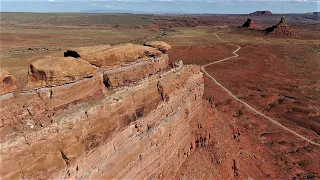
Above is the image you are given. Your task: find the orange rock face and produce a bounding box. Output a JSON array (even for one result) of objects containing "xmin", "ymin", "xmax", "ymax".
[
  {"xmin": 103, "ymin": 55, "xmax": 169, "ymax": 87},
  {"xmin": 26, "ymin": 57, "xmax": 99, "ymax": 88},
  {"xmin": 0, "ymin": 42, "xmax": 211, "ymax": 179},
  {"xmin": 81, "ymin": 43, "xmax": 163, "ymax": 68},
  {"xmin": 0, "ymin": 69, "xmax": 17, "ymax": 95},
  {"xmin": 0, "ymin": 66, "xmax": 204, "ymax": 179}
]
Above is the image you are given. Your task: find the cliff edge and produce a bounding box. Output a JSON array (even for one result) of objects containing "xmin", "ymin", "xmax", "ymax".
[{"xmin": 0, "ymin": 41, "xmax": 212, "ymax": 179}]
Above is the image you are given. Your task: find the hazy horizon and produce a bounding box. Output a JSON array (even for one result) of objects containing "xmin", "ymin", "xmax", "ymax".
[{"xmin": 1, "ymin": 0, "xmax": 319, "ymax": 14}]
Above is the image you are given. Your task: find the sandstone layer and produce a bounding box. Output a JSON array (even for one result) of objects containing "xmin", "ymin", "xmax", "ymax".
[
  {"xmin": 26, "ymin": 57, "xmax": 99, "ymax": 88},
  {"xmin": 81, "ymin": 43, "xmax": 163, "ymax": 68},
  {"xmin": 103, "ymin": 54, "xmax": 169, "ymax": 87},
  {"xmin": 0, "ymin": 42, "xmax": 210, "ymax": 179}
]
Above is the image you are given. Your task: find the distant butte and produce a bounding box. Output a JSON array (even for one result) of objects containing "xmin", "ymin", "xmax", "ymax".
[
  {"xmin": 241, "ymin": 18, "xmax": 261, "ymax": 30},
  {"xmin": 250, "ymin": 10, "xmax": 273, "ymax": 16},
  {"xmin": 265, "ymin": 16, "xmax": 298, "ymax": 37}
]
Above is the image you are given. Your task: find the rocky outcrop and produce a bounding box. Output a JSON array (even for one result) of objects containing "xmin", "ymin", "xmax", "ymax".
[
  {"xmin": 0, "ymin": 69, "xmax": 17, "ymax": 95},
  {"xmin": 144, "ymin": 41, "xmax": 172, "ymax": 53},
  {"xmin": 250, "ymin": 10, "xmax": 272, "ymax": 16},
  {"xmin": 26, "ymin": 57, "xmax": 99, "ymax": 88},
  {"xmin": 265, "ymin": 17, "xmax": 298, "ymax": 37},
  {"xmin": 0, "ymin": 42, "xmax": 209, "ymax": 179},
  {"xmin": 241, "ymin": 18, "xmax": 261, "ymax": 30},
  {"xmin": 78, "ymin": 43, "xmax": 170, "ymax": 88},
  {"xmin": 81, "ymin": 43, "xmax": 163, "ymax": 68},
  {"xmin": 0, "ymin": 74, "xmax": 104, "ymax": 133},
  {"xmin": 103, "ymin": 55, "xmax": 169, "ymax": 87}
]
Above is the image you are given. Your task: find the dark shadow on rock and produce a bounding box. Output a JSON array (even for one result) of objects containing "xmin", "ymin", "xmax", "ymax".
[
  {"xmin": 64, "ymin": 50, "xmax": 80, "ymax": 58},
  {"xmin": 242, "ymin": 18, "xmax": 252, "ymax": 27}
]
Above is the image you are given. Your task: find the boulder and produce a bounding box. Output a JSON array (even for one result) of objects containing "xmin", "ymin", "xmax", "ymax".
[
  {"xmin": 0, "ymin": 69, "xmax": 17, "ymax": 95},
  {"xmin": 144, "ymin": 41, "xmax": 171, "ymax": 53},
  {"xmin": 81, "ymin": 43, "xmax": 163, "ymax": 68},
  {"xmin": 26, "ymin": 57, "xmax": 99, "ymax": 88}
]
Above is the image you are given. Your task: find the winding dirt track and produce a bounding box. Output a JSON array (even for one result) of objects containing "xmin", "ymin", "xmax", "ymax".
[{"xmin": 201, "ymin": 31, "xmax": 320, "ymax": 147}]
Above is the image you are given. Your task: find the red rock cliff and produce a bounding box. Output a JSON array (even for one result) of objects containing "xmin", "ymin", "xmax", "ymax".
[{"xmin": 0, "ymin": 42, "xmax": 210, "ymax": 179}]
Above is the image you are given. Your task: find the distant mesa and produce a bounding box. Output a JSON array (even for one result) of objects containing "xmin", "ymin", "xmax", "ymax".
[
  {"xmin": 307, "ymin": 12, "xmax": 319, "ymax": 16},
  {"xmin": 241, "ymin": 18, "xmax": 261, "ymax": 30},
  {"xmin": 265, "ymin": 16, "xmax": 298, "ymax": 37},
  {"xmin": 250, "ymin": 10, "xmax": 273, "ymax": 16}
]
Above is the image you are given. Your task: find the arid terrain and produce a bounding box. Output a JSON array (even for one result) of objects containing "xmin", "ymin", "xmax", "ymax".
[{"xmin": 1, "ymin": 12, "xmax": 319, "ymax": 179}]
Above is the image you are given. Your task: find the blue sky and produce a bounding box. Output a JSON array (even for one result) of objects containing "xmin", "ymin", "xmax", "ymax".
[{"xmin": 1, "ymin": 0, "xmax": 319, "ymax": 13}]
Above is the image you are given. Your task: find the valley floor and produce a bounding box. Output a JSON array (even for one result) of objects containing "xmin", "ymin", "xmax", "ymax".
[{"xmin": 1, "ymin": 12, "xmax": 319, "ymax": 179}]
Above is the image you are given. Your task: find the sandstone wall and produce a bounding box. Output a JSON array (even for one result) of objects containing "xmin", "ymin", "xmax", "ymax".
[
  {"xmin": 0, "ymin": 42, "xmax": 209, "ymax": 179},
  {"xmin": 26, "ymin": 57, "xmax": 99, "ymax": 88},
  {"xmin": 81, "ymin": 43, "xmax": 162, "ymax": 68},
  {"xmin": 0, "ymin": 65, "xmax": 204, "ymax": 179},
  {"xmin": 103, "ymin": 55, "xmax": 169, "ymax": 87},
  {"xmin": 0, "ymin": 74, "xmax": 104, "ymax": 135}
]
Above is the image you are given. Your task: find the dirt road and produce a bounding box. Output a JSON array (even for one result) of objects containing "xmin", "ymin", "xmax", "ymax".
[{"xmin": 201, "ymin": 31, "xmax": 320, "ymax": 147}]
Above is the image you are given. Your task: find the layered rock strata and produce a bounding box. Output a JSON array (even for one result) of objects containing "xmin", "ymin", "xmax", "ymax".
[
  {"xmin": 81, "ymin": 43, "xmax": 163, "ymax": 68},
  {"xmin": 0, "ymin": 42, "xmax": 207, "ymax": 179},
  {"xmin": 26, "ymin": 57, "xmax": 99, "ymax": 88},
  {"xmin": 103, "ymin": 55, "xmax": 169, "ymax": 87}
]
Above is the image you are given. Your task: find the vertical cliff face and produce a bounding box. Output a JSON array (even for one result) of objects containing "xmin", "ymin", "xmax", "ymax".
[{"xmin": 0, "ymin": 42, "xmax": 210, "ymax": 179}]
